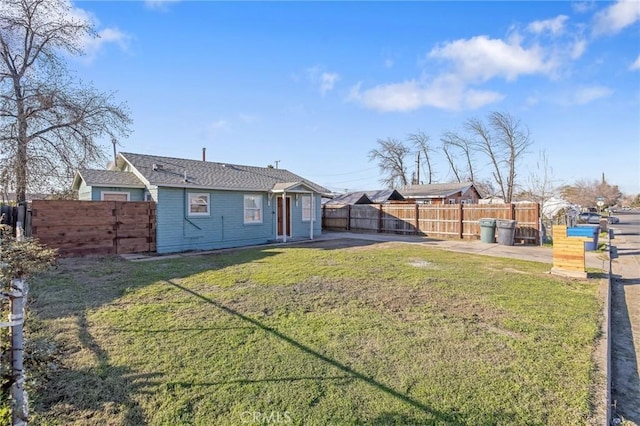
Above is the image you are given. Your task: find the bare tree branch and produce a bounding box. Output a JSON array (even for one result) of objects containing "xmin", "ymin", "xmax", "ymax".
[
  {"xmin": 368, "ymin": 137, "xmax": 410, "ymax": 189},
  {"xmin": 440, "ymin": 130, "xmax": 476, "ymax": 183},
  {"xmin": 0, "ymin": 0, "xmax": 131, "ymax": 202},
  {"xmin": 407, "ymin": 130, "xmax": 435, "ymax": 184}
]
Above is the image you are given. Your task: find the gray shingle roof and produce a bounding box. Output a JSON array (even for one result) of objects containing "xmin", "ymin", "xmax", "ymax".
[
  {"xmin": 325, "ymin": 192, "xmax": 373, "ymax": 205},
  {"xmin": 78, "ymin": 169, "xmax": 146, "ymax": 188},
  {"xmin": 325, "ymin": 189, "xmax": 405, "ymax": 205},
  {"xmin": 118, "ymin": 152, "xmax": 330, "ymax": 194},
  {"xmin": 400, "ymin": 182, "xmax": 475, "ymax": 198}
]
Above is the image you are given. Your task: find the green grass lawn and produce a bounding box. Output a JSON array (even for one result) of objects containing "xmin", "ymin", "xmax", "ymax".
[{"xmin": 22, "ymin": 239, "xmax": 602, "ymax": 425}]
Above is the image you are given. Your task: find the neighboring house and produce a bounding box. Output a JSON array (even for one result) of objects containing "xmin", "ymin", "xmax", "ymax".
[
  {"xmin": 400, "ymin": 182, "xmax": 482, "ymax": 205},
  {"xmin": 72, "ymin": 152, "xmax": 331, "ymax": 254},
  {"xmin": 324, "ymin": 189, "xmax": 405, "ymax": 205}
]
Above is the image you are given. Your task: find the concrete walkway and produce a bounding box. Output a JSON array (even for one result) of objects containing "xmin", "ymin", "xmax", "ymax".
[{"xmin": 609, "ymin": 230, "xmax": 640, "ymax": 425}]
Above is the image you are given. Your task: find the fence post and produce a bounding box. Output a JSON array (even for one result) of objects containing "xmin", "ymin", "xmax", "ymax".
[
  {"xmin": 347, "ymin": 205, "xmax": 351, "ymax": 231},
  {"xmin": 9, "ymin": 278, "xmax": 27, "ymax": 426},
  {"xmin": 9, "ymin": 220, "xmax": 28, "ymax": 425},
  {"xmin": 378, "ymin": 205, "xmax": 383, "ymax": 233},
  {"xmin": 414, "ymin": 204, "xmax": 419, "ymax": 235},
  {"xmin": 458, "ymin": 203, "xmax": 464, "ymax": 239}
]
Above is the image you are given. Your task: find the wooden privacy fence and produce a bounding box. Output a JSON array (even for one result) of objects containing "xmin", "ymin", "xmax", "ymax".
[
  {"xmin": 322, "ymin": 202, "xmax": 540, "ymax": 244},
  {"xmin": 31, "ymin": 200, "xmax": 156, "ymax": 256}
]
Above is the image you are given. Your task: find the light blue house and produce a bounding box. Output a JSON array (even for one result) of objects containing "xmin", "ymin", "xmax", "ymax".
[{"xmin": 72, "ymin": 152, "xmax": 330, "ymax": 254}]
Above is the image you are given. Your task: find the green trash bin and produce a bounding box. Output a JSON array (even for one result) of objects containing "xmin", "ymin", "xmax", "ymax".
[
  {"xmin": 479, "ymin": 218, "xmax": 496, "ymax": 243},
  {"xmin": 496, "ymin": 219, "xmax": 517, "ymax": 246}
]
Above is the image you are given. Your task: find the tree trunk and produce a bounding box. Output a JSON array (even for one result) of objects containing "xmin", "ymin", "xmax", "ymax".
[{"xmin": 14, "ymin": 77, "xmax": 28, "ymax": 204}]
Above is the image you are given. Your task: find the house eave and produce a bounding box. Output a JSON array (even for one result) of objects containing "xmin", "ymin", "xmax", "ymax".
[
  {"xmin": 153, "ymin": 183, "xmax": 271, "ymax": 192},
  {"xmin": 91, "ymin": 184, "xmax": 147, "ymax": 189}
]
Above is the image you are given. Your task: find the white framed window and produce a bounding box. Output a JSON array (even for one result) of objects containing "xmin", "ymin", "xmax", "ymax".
[
  {"xmin": 101, "ymin": 191, "xmax": 130, "ymax": 201},
  {"xmin": 188, "ymin": 193, "xmax": 210, "ymax": 216},
  {"xmin": 448, "ymin": 198, "xmax": 456, "ymax": 204},
  {"xmin": 244, "ymin": 194, "xmax": 262, "ymax": 224},
  {"xmin": 301, "ymin": 195, "xmax": 315, "ymax": 221}
]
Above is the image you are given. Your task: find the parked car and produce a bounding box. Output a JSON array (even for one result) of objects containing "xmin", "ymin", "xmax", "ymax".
[
  {"xmin": 607, "ymin": 215, "xmax": 620, "ymax": 224},
  {"xmin": 577, "ymin": 212, "xmax": 620, "ymax": 224},
  {"xmin": 578, "ymin": 212, "xmax": 602, "ymax": 224}
]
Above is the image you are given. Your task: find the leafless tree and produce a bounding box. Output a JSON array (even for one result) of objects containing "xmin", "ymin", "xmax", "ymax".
[
  {"xmin": 407, "ymin": 130, "xmax": 435, "ymax": 184},
  {"xmin": 368, "ymin": 137, "xmax": 410, "ymax": 189},
  {"xmin": 440, "ymin": 130, "xmax": 476, "ymax": 183},
  {"xmin": 440, "ymin": 142, "xmax": 462, "ymax": 183},
  {"xmin": 561, "ymin": 177, "xmax": 622, "ymax": 209},
  {"xmin": 0, "ymin": 0, "xmax": 132, "ymax": 203},
  {"xmin": 465, "ymin": 112, "xmax": 532, "ymax": 203},
  {"xmin": 520, "ymin": 150, "xmax": 558, "ymax": 213}
]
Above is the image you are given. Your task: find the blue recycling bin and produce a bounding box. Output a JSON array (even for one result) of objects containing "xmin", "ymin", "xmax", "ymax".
[{"xmin": 567, "ymin": 225, "xmax": 600, "ymax": 251}]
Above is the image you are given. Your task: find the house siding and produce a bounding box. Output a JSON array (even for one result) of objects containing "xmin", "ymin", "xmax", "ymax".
[
  {"xmin": 156, "ymin": 188, "xmax": 323, "ymax": 254},
  {"xmin": 290, "ymin": 194, "xmax": 322, "ymax": 238},
  {"xmin": 83, "ymin": 186, "xmax": 145, "ymax": 201},
  {"xmin": 155, "ymin": 188, "xmax": 273, "ymax": 253},
  {"xmin": 77, "ymin": 181, "xmax": 92, "ymax": 201}
]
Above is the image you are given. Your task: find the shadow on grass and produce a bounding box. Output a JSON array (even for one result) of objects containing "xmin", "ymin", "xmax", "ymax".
[
  {"xmin": 33, "ymin": 312, "xmax": 162, "ymax": 424},
  {"xmin": 166, "ymin": 375, "xmax": 354, "ymax": 388},
  {"xmin": 166, "ymin": 279, "xmax": 466, "ymax": 425}
]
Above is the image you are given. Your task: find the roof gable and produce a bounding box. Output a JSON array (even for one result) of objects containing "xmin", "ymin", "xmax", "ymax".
[{"xmin": 72, "ymin": 169, "xmax": 146, "ymax": 190}]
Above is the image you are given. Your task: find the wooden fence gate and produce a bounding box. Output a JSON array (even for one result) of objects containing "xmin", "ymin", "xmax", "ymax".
[{"xmin": 31, "ymin": 200, "xmax": 156, "ymax": 256}]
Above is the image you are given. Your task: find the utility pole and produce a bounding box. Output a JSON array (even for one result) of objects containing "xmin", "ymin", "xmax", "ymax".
[
  {"xmin": 111, "ymin": 137, "xmax": 117, "ymax": 163},
  {"xmin": 415, "ymin": 151, "xmax": 420, "ymax": 185}
]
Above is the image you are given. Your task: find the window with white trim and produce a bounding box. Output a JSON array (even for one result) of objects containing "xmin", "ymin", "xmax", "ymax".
[
  {"xmin": 448, "ymin": 198, "xmax": 456, "ymax": 204},
  {"xmin": 101, "ymin": 191, "xmax": 129, "ymax": 201},
  {"xmin": 188, "ymin": 193, "xmax": 210, "ymax": 216},
  {"xmin": 244, "ymin": 194, "xmax": 262, "ymax": 224},
  {"xmin": 302, "ymin": 195, "xmax": 315, "ymax": 221}
]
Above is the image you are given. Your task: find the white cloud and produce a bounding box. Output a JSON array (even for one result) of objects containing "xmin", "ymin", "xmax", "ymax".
[
  {"xmin": 573, "ymin": 86, "xmax": 612, "ymax": 104},
  {"xmin": 145, "ymin": 0, "xmax": 182, "ymax": 12},
  {"xmin": 57, "ymin": 4, "xmax": 132, "ymax": 63},
  {"xmin": 306, "ymin": 66, "xmax": 340, "ymax": 95},
  {"xmin": 570, "ymin": 38, "xmax": 587, "ymax": 59},
  {"xmin": 320, "ymin": 72, "xmax": 340, "ymax": 95},
  {"xmin": 593, "ymin": 0, "xmax": 640, "ymax": 36},
  {"xmin": 347, "ymin": 76, "xmax": 504, "ymax": 112},
  {"xmin": 80, "ymin": 27, "xmax": 131, "ymax": 62},
  {"xmin": 631, "ymin": 55, "xmax": 640, "ymax": 70},
  {"xmin": 554, "ymin": 86, "xmax": 613, "ymax": 106},
  {"xmin": 204, "ymin": 119, "xmax": 230, "ymax": 140},
  {"xmin": 350, "ymin": 17, "xmax": 597, "ymax": 113},
  {"xmin": 527, "ymin": 15, "xmax": 569, "ymax": 35},
  {"xmin": 428, "ymin": 35, "xmax": 557, "ymax": 82},
  {"xmin": 208, "ymin": 119, "xmax": 228, "ymax": 130},
  {"xmin": 572, "ymin": 1, "xmax": 596, "ymax": 14}
]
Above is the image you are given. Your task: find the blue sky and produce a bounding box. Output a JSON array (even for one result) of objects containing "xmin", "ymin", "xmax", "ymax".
[{"xmin": 71, "ymin": 0, "xmax": 640, "ymax": 195}]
